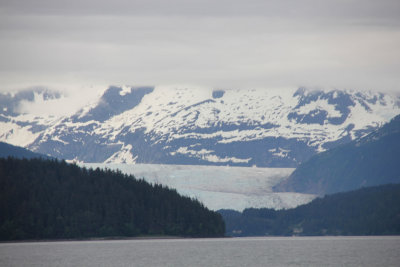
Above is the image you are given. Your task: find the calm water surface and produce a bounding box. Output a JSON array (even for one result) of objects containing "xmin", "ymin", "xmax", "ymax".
[{"xmin": 1, "ymin": 236, "xmax": 399, "ymax": 267}]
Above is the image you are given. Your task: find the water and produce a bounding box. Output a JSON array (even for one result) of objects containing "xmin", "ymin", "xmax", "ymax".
[{"xmin": 1, "ymin": 236, "xmax": 400, "ymax": 267}]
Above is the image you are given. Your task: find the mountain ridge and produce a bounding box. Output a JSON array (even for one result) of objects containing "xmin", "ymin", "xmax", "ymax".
[
  {"xmin": 274, "ymin": 114, "xmax": 400, "ymax": 195},
  {"xmin": 0, "ymin": 141, "xmax": 52, "ymax": 159}
]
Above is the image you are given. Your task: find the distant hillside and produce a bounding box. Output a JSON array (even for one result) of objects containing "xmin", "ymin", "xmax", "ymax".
[
  {"xmin": 0, "ymin": 141, "xmax": 51, "ymax": 159},
  {"xmin": 274, "ymin": 114, "xmax": 400, "ymax": 195},
  {"xmin": 0, "ymin": 158, "xmax": 225, "ymax": 240},
  {"xmin": 219, "ymin": 184, "xmax": 400, "ymax": 236}
]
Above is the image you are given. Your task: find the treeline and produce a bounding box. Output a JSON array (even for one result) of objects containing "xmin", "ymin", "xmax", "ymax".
[
  {"xmin": 219, "ymin": 184, "xmax": 400, "ymax": 236},
  {"xmin": 0, "ymin": 157, "xmax": 225, "ymax": 240}
]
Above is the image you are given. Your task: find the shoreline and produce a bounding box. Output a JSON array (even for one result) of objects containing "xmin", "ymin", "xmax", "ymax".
[
  {"xmin": 3, "ymin": 235, "xmax": 400, "ymax": 244},
  {"xmin": 0, "ymin": 235, "xmax": 194, "ymax": 244}
]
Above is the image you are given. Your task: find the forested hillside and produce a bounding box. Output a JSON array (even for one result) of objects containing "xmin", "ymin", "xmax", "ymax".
[
  {"xmin": 275, "ymin": 114, "xmax": 400, "ymax": 195},
  {"xmin": 0, "ymin": 157, "xmax": 225, "ymax": 240},
  {"xmin": 219, "ymin": 184, "xmax": 400, "ymax": 236}
]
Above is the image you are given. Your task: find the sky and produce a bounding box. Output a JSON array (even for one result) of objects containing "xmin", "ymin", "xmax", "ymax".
[{"xmin": 1, "ymin": 0, "xmax": 400, "ymax": 94}]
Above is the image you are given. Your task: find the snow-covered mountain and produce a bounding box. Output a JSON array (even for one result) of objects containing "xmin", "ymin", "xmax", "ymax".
[
  {"xmin": 0, "ymin": 88, "xmax": 62, "ymax": 146},
  {"xmin": 1, "ymin": 86, "xmax": 399, "ymax": 167}
]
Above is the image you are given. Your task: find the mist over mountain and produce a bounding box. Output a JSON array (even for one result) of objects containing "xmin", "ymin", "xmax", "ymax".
[
  {"xmin": 0, "ymin": 88, "xmax": 61, "ymax": 116},
  {"xmin": 1, "ymin": 86, "xmax": 399, "ymax": 167}
]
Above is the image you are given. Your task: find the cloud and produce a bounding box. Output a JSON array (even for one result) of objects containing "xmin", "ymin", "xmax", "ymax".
[
  {"xmin": 1, "ymin": 0, "xmax": 400, "ymax": 93},
  {"xmin": 15, "ymin": 85, "xmax": 106, "ymax": 116},
  {"xmin": 2, "ymin": 0, "xmax": 400, "ymax": 22}
]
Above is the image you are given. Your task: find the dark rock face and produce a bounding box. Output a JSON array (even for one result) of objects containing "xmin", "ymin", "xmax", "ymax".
[
  {"xmin": 212, "ymin": 90, "xmax": 225, "ymax": 99},
  {"xmin": 72, "ymin": 86, "xmax": 154, "ymax": 122}
]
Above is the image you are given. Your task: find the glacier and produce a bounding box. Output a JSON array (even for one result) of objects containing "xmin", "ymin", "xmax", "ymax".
[{"xmin": 81, "ymin": 163, "xmax": 316, "ymax": 211}]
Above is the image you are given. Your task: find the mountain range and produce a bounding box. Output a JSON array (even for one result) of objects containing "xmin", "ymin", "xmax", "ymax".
[{"xmin": 1, "ymin": 86, "xmax": 399, "ymax": 167}]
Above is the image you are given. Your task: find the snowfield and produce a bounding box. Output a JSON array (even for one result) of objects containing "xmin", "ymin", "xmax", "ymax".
[{"xmin": 81, "ymin": 163, "xmax": 316, "ymax": 211}]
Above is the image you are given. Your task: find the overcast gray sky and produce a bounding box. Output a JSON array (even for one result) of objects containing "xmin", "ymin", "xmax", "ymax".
[{"xmin": 1, "ymin": 0, "xmax": 400, "ymax": 93}]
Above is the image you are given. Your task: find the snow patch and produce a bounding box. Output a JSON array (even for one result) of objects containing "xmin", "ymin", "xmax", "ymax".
[
  {"xmin": 119, "ymin": 85, "xmax": 131, "ymax": 96},
  {"xmin": 104, "ymin": 144, "xmax": 136, "ymax": 164},
  {"xmin": 269, "ymin": 147, "xmax": 290, "ymax": 158},
  {"xmin": 173, "ymin": 147, "xmax": 251, "ymax": 163},
  {"xmin": 175, "ymin": 147, "xmax": 214, "ymax": 156},
  {"xmin": 204, "ymin": 155, "xmax": 252, "ymax": 164},
  {"xmin": 51, "ymin": 135, "xmax": 69, "ymax": 145}
]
